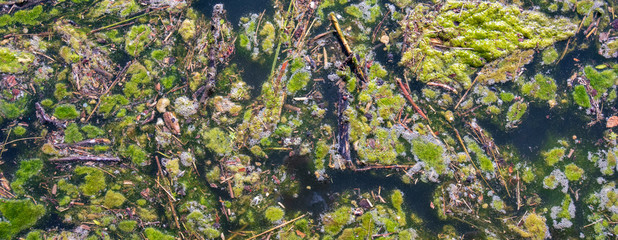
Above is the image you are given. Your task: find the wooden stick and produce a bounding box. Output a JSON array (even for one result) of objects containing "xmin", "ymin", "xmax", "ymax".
[
  {"xmin": 395, "ymin": 77, "xmax": 428, "ymax": 121},
  {"xmin": 247, "ymin": 214, "xmax": 306, "ymax": 240},
  {"xmin": 328, "ymin": 12, "xmax": 367, "ymax": 83},
  {"xmin": 49, "ymin": 156, "xmax": 121, "ymax": 163}
]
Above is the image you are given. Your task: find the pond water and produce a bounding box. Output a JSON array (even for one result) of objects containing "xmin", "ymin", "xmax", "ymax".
[{"xmin": 0, "ymin": 0, "xmax": 617, "ymax": 239}]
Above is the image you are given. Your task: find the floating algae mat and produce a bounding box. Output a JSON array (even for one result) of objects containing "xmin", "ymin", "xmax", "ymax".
[{"xmin": 1, "ymin": 0, "xmax": 618, "ymax": 239}]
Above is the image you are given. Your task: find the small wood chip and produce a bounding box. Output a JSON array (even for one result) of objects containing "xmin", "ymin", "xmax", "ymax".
[{"xmin": 607, "ymin": 116, "xmax": 618, "ymax": 128}]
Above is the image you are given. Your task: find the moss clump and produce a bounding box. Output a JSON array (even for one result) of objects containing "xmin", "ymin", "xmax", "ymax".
[
  {"xmin": 543, "ymin": 147, "xmax": 565, "ymax": 166},
  {"xmin": 506, "ymin": 101, "xmax": 527, "ymax": 124},
  {"xmin": 521, "ymin": 74, "xmax": 557, "ymax": 101},
  {"xmin": 264, "ymin": 206, "xmax": 285, "ymax": 223},
  {"xmin": 179, "ymin": 19, "xmax": 196, "ymax": 42},
  {"xmin": 412, "ymin": 138, "xmax": 446, "ymax": 174},
  {"xmin": 0, "ymin": 199, "xmax": 46, "ymax": 239},
  {"xmin": 401, "ymin": 2, "xmax": 575, "ymax": 89},
  {"xmin": 500, "ymin": 92, "xmax": 515, "ymax": 102},
  {"xmin": 54, "ymin": 104, "xmax": 80, "ymax": 120},
  {"xmin": 144, "ymin": 228, "xmax": 175, "ymax": 240},
  {"xmin": 25, "ymin": 230, "xmax": 43, "ymax": 240},
  {"xmin": 125, "ymin": 144, "xmax": 148, "ymax": 166},
  {"xmin": 202, "ymin": 128, "xmax": 233, "ymax": 156},
  {"xmin": 0, "ymin": 99, "xmax": 25, "ymax": 119},
  {"xmin": 522, "ymin": 168, "xmax": 535, "ymax": 183},
  {"xmin": 564, "ymin": 163, "xmax": 584, "ymax": 181},
  {"xmin": 584, "ymin": 66, "xmax": 617, "ymax": 97},
  {"xmin": 10, "ymin": 159, "xmax": 43, "ymax": 195},
  {"xmin": 13, "ymin": 125, "xmax": 26, "ymax": 136},
  {"xmin": 259, "ymin": 22, "xmax": 275, "ymax": 54},
  {"xmin": 81, "ymin": 125, "xmax": 104, "ymax": 138},
  {"xmin": 54, "ymin": 83, "xmax": 71, "ymax": 100},
  {"xmin": 322, "ymin": 207, "xmax": 351, "ymax": 235},
  {"xmin": 125, "ymin": 25, "xmax": 152, "ymax": 56},
  {"xmin": 391, "ymin": 190, "xmax": 404, "ymax": 212},
  {"xmin": 0, "ymin": 47, "xmax": 35, "ymax": 73},
  {"xmin": 75, "ymin": 166, "xmax": 106, "ymax": 196},
  {"xmin": 521, "ymin": 213, "xmax": 548, "ymax": 240},
  {"xmin": 99, "ymin": 94, "xmax": 130, "ymax": 117},
  {"xmin": 64, "ymin": 123, "xmax": 84, "ymax": 144},
  {"xmin": 118, "ymin": 220, "xmax": 137, "ymax": 232},
  {"xmin": 287, "ymin": 70, "xmax": 311, "ymax": 93},
  {"xmin": 572, "ymin": 85, "xmax": 591, "ymax": 108},
  {"xmin": 103, "ymin": 190, "xmax": 126, "ymax": 208},
  {"xmin": 40, "ymin": 99, "xmax": 54, "ymax": 108},
  {"xmin": 542, "ymin": 47, "xmax": 558, "ymax": 65}
]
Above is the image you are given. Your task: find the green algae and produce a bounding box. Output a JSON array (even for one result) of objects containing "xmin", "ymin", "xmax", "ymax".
[
  {"xmin": 412, "ymin": 138, "xmax": 445, "ymax": 174},
  {"xmin": 506, "ymin": 101, "xmax": 527, "ymax": 128},
  {"xmin": 118, "ymin": 220, "xmax": 137, "ymax": 232},
  {"xmin": 0, "ymin": 99, "xmax": 25, "ymax": 119},
  {"xmin": 287, "ymin": 70, "xmax": 311, "ymax": 94},
  {"xmin": 565, "ymin": 163, "xmax": 584, "ymax": 181},
  {"xmin": 10, "ymin": 159, "xmax": 43, "ymax": 196},
  {"xmin": 584, "ymin": 65, "xmax": 617, "ymax": 97},
  {"xmin": 64, "ymin": 123, "xmax": 84, "ymax": 143},
  {"xmin": 259, "ymin": 22, "xmax": 276, "ymax": 54},
  {"xmin": 401, "ymin": 1, "xmax": 575, "ymax": 89},
  {"xmin": 124, "ymin": 144, "xmax": 148, "ymax": 166},
  {"xmin": 144, "ymin": 228, "xmax": 175, "ymax": 240},
  {"xmin": 125, "ymin": 25, "xmax": 152, "ymax": 57},
  {"xmin": 179, "ymin": 19, "xmax": 196, "ymax": 42},
  {"xmin": 509, "ymin": 213, "xmax": 548, "ymax": 240},
  {"xmin": 0, "ymin": 0, "xmax": 615, "ymax": 239},
  {"xmin": 264, "ymin": 206, "xmax": 285, "ymax": 223},
  {"xmin": 543, "ymin": 147, "xmax": 566, "ymax": 166},
  {"xmin": 520, "ymin": 74, "xmax": 557, "ymax": 102},
  {"xmin": 75, "ymin": 166, "xmax": 106, "ymax": 196},
  {"xmin": 0, "ymin": 199, "xmax": 46, "ymax": 239},
  {"xmin": 573, "ymin": 85, "xmax": 591, "ymax": 108},
  {"xmin": 0, "ymin": 47, "xmax": 35, "ymax": 73},
  {"xmin": 542, "ymin": 46, "xmax": 559, "ymax": 65},
  {"xmin": 54, "ymin": 104, "xmax": 80, "ymax": 120},
  {"xmin": 13, "ymin": 125, "xmax": 26, "ymax": 136},
  {"xmin": 103, "ymin": 190, "xmax": 126, "ymax": 208}
]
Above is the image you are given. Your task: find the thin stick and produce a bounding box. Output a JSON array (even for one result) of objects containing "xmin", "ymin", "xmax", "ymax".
[
  {"xmin": 85, "ymin": 61, "xmax": 133, "ymax": 122},
  {"xmin": 454, "ymin": 74, "xmax": 480, "ymax": 110},
  {"xmin": 452, "ymin": 127, "xmax": 495, "ymax": 193},
  {"xmin": 0, "ymin": 136, "xmax": 43, "ymax": 147},
  {"xmin": 247, "ymin": 214, "xmax": 306, "ymax": 240}
]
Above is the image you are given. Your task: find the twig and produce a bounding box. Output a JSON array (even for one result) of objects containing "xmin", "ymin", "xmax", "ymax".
[
  {"xmin": 454, "ymin": 74, "xmax": 480, "ymax": 110},
  {"xmin": 85, "ymin": 61, "xmax": 133, "ymax": 122},
  {"xmin": 395, "ymin": 77, "xmax": 428, "ymax": 121},
  {"xmin": 0, "ymin": 136, "xmax": 43, "ymax": 148},
  {"xmin": 49, "ymin": 156, "xmax": 121, "ymax": 163},
  {"xmin": 247, "ymin": 214, "xmax": 306, "ymax": 240},
  {"xmin": 329, "ymin": 12, "xmax": 367, "ymax": 84}
]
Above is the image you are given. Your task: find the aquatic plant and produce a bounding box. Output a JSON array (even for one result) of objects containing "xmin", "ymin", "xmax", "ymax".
[
  {"xmin": 0, "ymin": 47, "xmax": 35, "ymax": 73},
  {"xmin": 10, "ymin": 159, "xmax": 43, "ymax": 196},
  {"xmin": 13, "ymin": 125, "xmax": 26, "ymax": 136},
  {"xmin": 573, "ymin": 85, "xmax": 592, "ymax": 108},
  {"xmin": 264, "ymin": 206, "xmax": 285, "ymax": 223},
  {"xmin": 54, "ymin": 104, "xmax": 79, "ymax": 120},
  {"xmin": 564, "ymin": 163, "xmax": 584, "ymax": 181},
  {"xmin": 0, "ymin": 199, "xmax": 46, "ymax": 239},
  {"xmin": 75, "ymin": 166, "xmax": 106, "ymax": 196},
  {"xmin": 125, "ymin": 25, "xmax": 152, "ymax": 57},
  {"xmin": 543, "ymin": 147, "xmax": 566, "ymax": 166},
  {"xmin": 103, "ymin": 190, "xmax": 126, "ymax": 208},
  {"xmin": 542, "ymin": 47, "xmax": 559, "ymax": 65}
]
